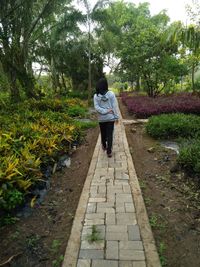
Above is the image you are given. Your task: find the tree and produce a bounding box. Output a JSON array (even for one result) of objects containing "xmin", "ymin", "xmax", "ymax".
[
  {"xmin": 0, "ymin": 0, "xmax": 72, "ymax": 102},
  {"xmin": 166, "ymin": 20, "xmax": 200, "ymax": 91},
  {"xmin": 78, "ymin": 0, "xmax": 110, "ymax": 101}
]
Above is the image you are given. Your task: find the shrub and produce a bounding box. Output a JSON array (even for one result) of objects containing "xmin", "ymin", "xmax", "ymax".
[
  {"xmin": 0, "ymin": 186, "xmax": 24, "ymax": 211},
  {"xmin": 67, "ymin": 91, "xmax": 88, "ymax": 100},
  {"xmin": 178, "ymin": 139, "xmax": 200, "ymax": 174},
  {"xmin": 121, "ymin": 92, "xmax": 200, "ymax": 118},
  {"xmin": 0, "ymin": 97, "xmax": 94, "ymax": 212},
  {"xmin": 67, "ymin": 105, "xmax": 87, "ymax": 117},
  {"xmin": 146, "ymin": 113, "xmax": 200, "ymax": 175},
  {"xmin": 146, "ymin": 113, "xmax": 200, "ymax": 139}
]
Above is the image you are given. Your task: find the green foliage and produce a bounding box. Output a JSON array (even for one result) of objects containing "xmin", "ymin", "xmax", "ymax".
[
  {"xmin": 51, "ymin": 240, "xmax": 62, "ymax": 253},
  {"xmin": 0, "ymin": 186, "xmax": 24, "ymax": 211},
  {"xmin": 26, "ymin": 234, "xmax": 41, "ymax": 249},
  {"xmin": 75, "ymin": 121, "xmax": 98, "ymax": 130},
  {"xmin": 87, "ymin": 225, "xmax": 101, "ymax": 242},
  {"xmin": 146, "ymin": 113, "xmax": 200, "ymax": 175},
  {"xmin": 178, "ymin": 139, "xmax": 200, "ymax": 174},
  {"xmin": 146, "ymin": 113, "xmax": 200, "ymax": 139},
  {"xmin": 0, "ymin": 97, "xmax": 94, "ymax": 212},
  {"xmin": 67, "ymin": 105, "xmax": 87, "ymax": 117},
  {"xmin": 0, "ymin": 215, "xmax": 19, "ymax": 227},
  {"xmin": 158, "ymin": 242, "xmax": 167, "ymax": 267},
  {"xmin": 68, "ymin": 91, "xmax": 88, "ymax": 100},
  {"xmin": 52, "ymin": 255, "xmax": 64, "ymax": 267}
]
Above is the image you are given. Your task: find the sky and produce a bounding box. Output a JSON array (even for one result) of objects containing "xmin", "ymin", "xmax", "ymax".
[
  {"xmin": 129, "ymin": 0, "xmax": 193, "ymax": 23},
  {"xmin": 74, "ymin": 0, "xmax": 194, "ymax": 23}
]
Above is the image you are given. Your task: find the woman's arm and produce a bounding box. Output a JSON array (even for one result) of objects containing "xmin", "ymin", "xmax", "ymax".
[
  {"xmin": 110, "ymin": 93, "xmax": 119, "ymax": 120},
  {"xmin": 93, "ymin": 95, "xmax": 112, "ymax": 115}
]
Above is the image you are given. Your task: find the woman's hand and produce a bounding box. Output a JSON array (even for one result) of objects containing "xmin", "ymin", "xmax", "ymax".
[{"xmin": 108, "ymin": 109, "xmax": 114, "ymax": 114}]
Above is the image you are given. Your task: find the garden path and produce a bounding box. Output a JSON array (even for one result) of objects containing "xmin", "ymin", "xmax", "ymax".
[{"xmin": 62, "ymin": 104, "xmax": 161, "ymax": 267}]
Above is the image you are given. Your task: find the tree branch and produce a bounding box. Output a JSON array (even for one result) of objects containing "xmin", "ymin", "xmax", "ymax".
[{"xmin": 25, "ymin": 0, "xmax": 54, "ymax": 43}]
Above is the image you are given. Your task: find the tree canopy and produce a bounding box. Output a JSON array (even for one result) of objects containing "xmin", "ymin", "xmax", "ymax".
[{"xmin": 0, "ymin": 0, "xmax": 200, "ymax": 101}]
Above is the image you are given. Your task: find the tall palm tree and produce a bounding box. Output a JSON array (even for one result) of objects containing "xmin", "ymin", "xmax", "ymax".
[
  {"xmin": 165, "ymin": 22, "xmax": 200, "ymax": 91},
  {"xmin": 79, "ymin": 0, "xmax": 110, "ymax": 103}
]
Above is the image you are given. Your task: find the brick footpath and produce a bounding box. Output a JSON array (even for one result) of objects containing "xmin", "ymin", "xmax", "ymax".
[{"xmin": 62, "ymin": 106, "xmax": 161, "ymax": 267}]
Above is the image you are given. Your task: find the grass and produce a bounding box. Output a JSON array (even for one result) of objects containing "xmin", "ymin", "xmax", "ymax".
[{"xmin": 87, "ymin": 225, "xmax": 101, "ymax": 242}]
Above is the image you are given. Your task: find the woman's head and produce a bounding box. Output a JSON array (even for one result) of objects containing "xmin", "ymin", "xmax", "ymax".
[{"xmin": 96, "ymin": 78, "xmax": 108, "ymax": 95}]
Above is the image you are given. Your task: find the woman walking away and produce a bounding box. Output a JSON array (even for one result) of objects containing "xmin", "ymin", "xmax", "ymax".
[{"xmin": 94, "ymin": 78, "xmax": 119, "ymax": 158}]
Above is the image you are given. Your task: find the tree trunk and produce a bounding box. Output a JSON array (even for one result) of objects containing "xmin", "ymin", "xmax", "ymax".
[
  {"xmin": 61, "ymin": 73, "xmax": 67, "ymax": 93},
  {"xmin": 135, "ymin": 76, "xmax": 140, "ymax": 91},
  {"xmin": 192, "ymin": 63, "xmax": 195, "ymax": 91},
  {"xmin": 21, "ymin": 72, "xmax": 35, "ymax": 98},
  {"xmin": 10, "ymin": 69, "xmax": 21, "ymax": 103}
]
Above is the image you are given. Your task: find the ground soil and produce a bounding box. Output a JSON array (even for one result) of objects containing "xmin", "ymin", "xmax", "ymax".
[
  {"xmin": 119, "ymin": 98, "xmax": 200, "ymax": 267},
  {"xmin": 0, "ymin": 127, "xmax": 99, "ymax": 267}
]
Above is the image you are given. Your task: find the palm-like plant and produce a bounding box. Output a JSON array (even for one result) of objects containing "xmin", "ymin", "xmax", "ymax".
[
  {"xmin": 165, "ymin": 21, "xmax": 200, "ymax": 91},
  {"xmin": 78, "ymin": 0, "xmax": 110, "ymax": 102}
]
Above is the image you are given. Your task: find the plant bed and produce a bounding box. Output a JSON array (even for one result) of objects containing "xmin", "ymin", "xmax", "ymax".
[
  {"xmin": 0, "ymin": 126, "xmax": 99, "ymax": 267},
  {"xmin": 119, "ymin": 98, "xmax": 200, "ymax": 267},
  {"xmin": 121, "ymin": 92, "xmax": 200, "ymax": 118}
]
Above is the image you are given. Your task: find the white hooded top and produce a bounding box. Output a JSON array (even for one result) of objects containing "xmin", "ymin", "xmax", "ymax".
[{"xmin": 93, "ymin": 91, "xmax": 119, "ymax": 122}]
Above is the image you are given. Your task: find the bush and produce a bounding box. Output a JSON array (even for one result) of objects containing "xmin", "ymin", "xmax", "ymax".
[
  {"xmin": 121, "ymin": 92, "xmax": 200, "ymax": 118},
  {"xmin": 0, "ymin": 187, "xmax": 24, "ymax": 211},
  {"xmin": 146, "ymin": 113, "xmax": 200, "ymax": 175},
  {"xmin": 67, "ymin": 105, "xmax": 87, "ymax": 117},
  {"xmin": 0, "ymin": 97, "xmax": 94, "ymax": 212},
  {"xmin": 146, "ymin": 113, "xmax": 200, "ymax": 139},
  {"xmin": 67, "ymin": 91, "xmax": 88, "ymax": 100},
  {"xmin": 178, "ymin": 139, "xmax": 200, "ymax": 174}
]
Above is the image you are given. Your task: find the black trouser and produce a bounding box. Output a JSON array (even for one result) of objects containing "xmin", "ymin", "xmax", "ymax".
[{"xmin": 99, "ymin": 121, "xmax": 114, "ymax": 154}]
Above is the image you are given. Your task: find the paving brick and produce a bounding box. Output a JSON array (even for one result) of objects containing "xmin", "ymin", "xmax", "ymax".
[
  {"xmin": 107, "ymin": 225, "xmax": 127, "ymax": 233},
  {"xmin": 106, "ymin": 241, "xmax": 118, "ymax": 260},
  {"xmin": 116, "ymin": 213, "xmax": 137, "ymax": 225},
  {"xmin": 115, "ymin": 180, "xmax": 129, "ymax": 185},
  {"xmin": 81, "ymin": 240, "xmax": 105, "ymax": 250},
  {"xmin": 96, "ymin": 162, "xmax": 109, "ymax": 168},
  {"xmin": 106, "ymin": 232, "xmax": 128, "ymax": 241},
  {"xmin": 132, "ymin": 262, "xmax": 146, "ymax": 267},
  {"xmin": 109, "ymin": 162, "xmax": 122, "ymax": 168},
  {"xmin": 119, "ymin": 250, "xmax": 145, "ymax": 261},
  {"xmin": 116, "ymin": 194, "xmax": 133, "ymax": 203},
  {"xmin": 98, "ymin": 185, "xmax": 107, "ymax": 194},
  {"xmin": 92, "ymin": 260, "xmax": 118, "ymax": 267},
  {"xmin": 107, "ymin": 193, "xmax": 115, "ymax": 202},
  {"xmin": 87, "ymin": 203, "xmax": 96, "ymax": 213},
  {"xmin": 97, "ymin": 207, "xmax": 115, "ymax": 214},
  {"xmin": 106, "ymin": 213, "xmax": 116, "ymax": 225},
  {"xmin": 84, "ymin": 218, "xmax": 105, "ymax": 225},
  {"xmin": 77, "ymin": 259, "xmax": 91, "ymax": 267},
  {"xmin": 97, "ymin": 202, "xmax": 115, "ymax": 209},
  {"xmin": 90, "ymin": 186, "xmax": 98, "ymax": 194},
  {"xmin": 119, "ymin": 241, "xmax": 143, "ymax": 250},
  {"xmin": 85, "ymin": 213, "xmax": 105, "ymax": 220},
  {"xmin": 89, "ymin": 198, "xmax": 106, "ymax": 203},
  {"xmin": 81, "ymin": 225, "xmax": 105, "ymax": 240},
  {"xmin": 125, "ymin": 203, "xmax": 135, "ymax": 213},
  {"xmin": 119, "ymin": 261, "xmax": 132, "ymax": 267},
  {"xmin": 79, "ymin": 249, "xmax": 104, "ymax": 259},
  {"xmin": 123, "ymin": 185, "xmax": 131, "ymax": 193},
  {"xmin": 116, "ymin": 204, "xmax": 125, "ymax": 213},
  {"xmin": 127, "ymin": 225, "xmax": 141, "ymax": 241}
]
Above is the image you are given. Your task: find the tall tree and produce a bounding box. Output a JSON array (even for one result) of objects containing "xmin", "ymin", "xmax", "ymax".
[
  {"xmin": 79, "ymin": 0, "xmax": 109, "ymax": 101},
  {"xmin": 0, "ymin": 0, "xmax": 71, "ymax": 102}
]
